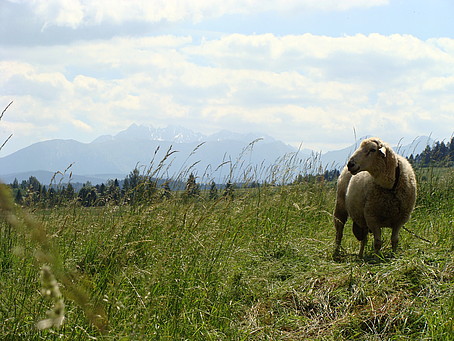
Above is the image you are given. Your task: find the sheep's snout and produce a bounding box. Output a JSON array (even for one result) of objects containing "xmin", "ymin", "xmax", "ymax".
[{"xmin": 347, "ymin": 160, "xmax": 360, "ymax": 175}]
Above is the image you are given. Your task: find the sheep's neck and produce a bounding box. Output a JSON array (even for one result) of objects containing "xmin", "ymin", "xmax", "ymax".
[{"xmin": 369, "ymin": 160, "xmax": 399, "ymax": 190}]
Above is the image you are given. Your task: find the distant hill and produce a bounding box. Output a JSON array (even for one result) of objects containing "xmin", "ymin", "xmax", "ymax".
[
  {"xmin": 0, "ymin": 124, "xmax": 305, "ymax": 184},
  {"xmin": 0, "ymin": 124, "xmax": 436, "ymax": 185}
]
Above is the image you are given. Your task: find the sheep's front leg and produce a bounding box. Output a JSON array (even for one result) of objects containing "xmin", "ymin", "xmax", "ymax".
[
  {"xmin": 391, "ymin": 225, "xmax": 401, "ymax": 253},
  {"xmin": 366, "ymin": 215, "xmax": 383, "ymax": 255},
  {"xmin": 372, "ymin": 228, "xmax": 383, "ymax": 254},
  {"xmin": 358, "ymin": 234, "xmax": 367, "ymax": 258}
]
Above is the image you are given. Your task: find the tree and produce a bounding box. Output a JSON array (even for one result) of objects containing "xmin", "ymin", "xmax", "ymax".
[
  {"xmin": 89, "ymin": 188, "xmax": 98, "ymax": 206},
  {"xmin": 161, "ymin": 181, "xmax": 172, "ymax": 200},
  {"xmin": 410, "ymin": 138, "xmax": 454, "ymax": 167},
  {"xmin": 47, "ymin": 187, "xmax": 57, "ymax": 207},
  {"xmin": 422, "ymin": 146, "xmax": 432, "ymax": 166},
  {"xmin": 185, "ymin": 173, "xmax": 200, "ymax": 198},
  {"xmin": 65, "ymin": 183, "xmax": 75, "ymax": 201},
  {"xmin": 98, "ymin": 183, "xmax": 106, "ymax": 197},
  {"xmin": 40, "ymin": 185, "xmax": 48, "ymax": 206},
  {"xmin": 106, "ymin": 179, "xmax": 121, "ymax": 204},
  {"xmin": 12, "ymin": 178, "xmax": 19, "ymax": 189},
  {"xmin": 294, "ymin": 174, "xmax": 304, "ymax": 184},
  {"xmin": 41, "ymin": 185, "xmax": 48, "ymax": 198},
  {"xmin": 22, "ymin": 176, "xmax": 42, "ymax": 205},
  {"xmin": 139, "ymin": 179, "xmax": 157, "ymax": 202},
  {"xmin": 77, "ymin": 185, "xmax": 86, "ymax": 201},
  {"xmin": 323, "ymin": 169, "xmax": 340, "ymax": 181},
  {"xmin": 223, "ymin": 181, "xmax": 234, "ymax": 200},
  {"xmin": 78, "ymin": 183, "xmax": 97, "ymax": 207},
  {"xmin": 14, "ymin": 189, "xmax": 23, "ymax": 204},
  {"xmin": 122, "ymin": 178, "xmax": 130, "ymax": 198},
  {"xmin": 209, "ymin": 181, "xmax": 218, "ymax": 200},
  {"xmin": 449, "ymin": 137, "xmax": 454, "ymax": 165},
  {"xmin": 27, "ymin": 176, "xmax": 41, "ymax": 193},
  {"xmin": 127, "ymin": 168, "xmax": 141, "ymax": 190},
  {"xmin": 124, "ymin": 168, "xmax": 144, "ymax": 204}
]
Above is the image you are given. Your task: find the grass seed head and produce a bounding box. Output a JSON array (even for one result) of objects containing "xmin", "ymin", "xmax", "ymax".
[{"xmin": 37, "ymin": 265, "xmax": 65, "ymax": 330}]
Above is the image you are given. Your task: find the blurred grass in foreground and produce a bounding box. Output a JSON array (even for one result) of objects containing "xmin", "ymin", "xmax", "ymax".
[{"xmin": 0, "ymin": 165, "xmax": 452, "ymax": 340}]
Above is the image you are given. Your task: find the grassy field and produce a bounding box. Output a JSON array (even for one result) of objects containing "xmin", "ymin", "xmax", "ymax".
[{"xmin": 0, "ymin": 167, "xmax": 453, "ymax": 340}]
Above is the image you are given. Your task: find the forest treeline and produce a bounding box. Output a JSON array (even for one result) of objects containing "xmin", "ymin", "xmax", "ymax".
[
  {"xmin": 9, "ymin": 168, "xmax": 241, "ymax": 208},
  {"xmin": 6, "ymin": 138, "xmax": 453, "ymax": 208},
  {"xmin": 8, "ymin": 169, "xmax": 338, "ymax": 208},
  {"xmin": 408, "ymin": 137, "xmax": 454, "ymax": 167}
]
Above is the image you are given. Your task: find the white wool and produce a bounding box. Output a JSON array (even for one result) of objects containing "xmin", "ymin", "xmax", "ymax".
[{"xmin": 333, "ymin": 137, "xmax": 417, "ymax": 258}]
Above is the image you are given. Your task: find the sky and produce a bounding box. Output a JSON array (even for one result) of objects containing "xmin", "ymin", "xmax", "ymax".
[{"xmin": 1, "ymin": 0, "xmax": 453, "ymax": 155}]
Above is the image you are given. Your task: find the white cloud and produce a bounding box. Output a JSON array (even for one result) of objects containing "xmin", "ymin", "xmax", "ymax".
[
  {"xmin": 70, "ymin": 118, "xmax": 92, "ymax": 131},
  {"xmin": 37, "ymin": 0, "xmax": 85, "ymax": 29},
  {"xmin": 12, "ymin": 0, "xmax": 389, "ymax": 28},
  {"xmin": 1, "ymin": 32, "xmax": 453, "ymax": 154},
  {"xmin": 190, "ymin": 33, "xmax": 453, "ymax": 81},
  {"xmin": 423, "ymin": 76, "xmax": 454, "ymax": 92}
]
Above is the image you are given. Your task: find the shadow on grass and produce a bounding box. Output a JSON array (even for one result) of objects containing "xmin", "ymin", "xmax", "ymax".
[{"xmin": 333, "ymin": 248, "xmax": 397, "ymax": 264}]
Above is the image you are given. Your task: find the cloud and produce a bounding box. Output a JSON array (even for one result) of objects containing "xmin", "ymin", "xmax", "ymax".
[
  {"xmin": 36, "ymin": 0, "xmax": 85, "ymax": 29},
  {"xmin": 0, "ymin": 64, "xmax": 70, "ymax": 101},
  {"xmin": 9, "ymin": 0, "xmax": 389, "ymax": 29},
  {"xmin": 70, "ymin": 119, "xmax": 92, "ymax": 131},
  {"xmin": 1, "ymin": 32, "xmax": 453, "ymax": 154},
  {"xmin": 190, "ymin": 33, "xmax": 452, "ymax": 80}
]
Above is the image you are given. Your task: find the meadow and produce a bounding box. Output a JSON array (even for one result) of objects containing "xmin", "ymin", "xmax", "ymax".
[{"xmin": 0, "ymin": 166, "xmax": 452, "ymax": 340}]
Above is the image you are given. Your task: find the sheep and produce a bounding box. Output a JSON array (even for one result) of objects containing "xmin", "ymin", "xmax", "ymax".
[{"xmin": 333, "ymin": 137, "xmax": 417, "ymax": 258}]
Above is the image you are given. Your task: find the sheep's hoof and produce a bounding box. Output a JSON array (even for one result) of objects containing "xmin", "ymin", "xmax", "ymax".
[
  {"xmin": 332, "ymin": 249, "xmax": 343, "ymax": 262},
  {"xmin": 391, "ymin": 246, "xmax": 399, "ymax": 256}
]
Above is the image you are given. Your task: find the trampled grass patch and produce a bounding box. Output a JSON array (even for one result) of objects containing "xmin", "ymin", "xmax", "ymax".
[{"xmin": 0, "ymin": 169, "xmax": 453, "ymax": 339}]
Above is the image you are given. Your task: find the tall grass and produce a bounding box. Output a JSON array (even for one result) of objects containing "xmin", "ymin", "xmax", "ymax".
[{"xmin": 0, "ymin": 150, "xmax": 453, "ymax": 339}]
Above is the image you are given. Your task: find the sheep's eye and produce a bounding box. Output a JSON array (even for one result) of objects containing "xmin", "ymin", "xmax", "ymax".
[{"xmin": 370, "ymin": 148, "xmax": 377, "ymax": 153}]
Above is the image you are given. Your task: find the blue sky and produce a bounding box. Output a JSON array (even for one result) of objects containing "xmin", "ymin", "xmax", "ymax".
[
  {"xmin": 191, "ymin": 0, "xmax": 453, "ymax": 39},
  {"xmin": 1, "ymin": 0, "xmax": 453, "ymax": 155}
]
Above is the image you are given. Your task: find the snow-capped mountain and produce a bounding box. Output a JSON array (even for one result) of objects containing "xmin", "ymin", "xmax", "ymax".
[
  {"xmin": 0, "ymin": 124, "xmax": 436, "ymax": 185},
  {"xmin": 0, "ymin": 124, "xmax": 302, "ymax": 184},
  {"xmin": 94, "ymin": 124, "xmax": 206, "ymax": 144},
  {"xmin": 93, "ymin": 124, "xmax": 278, "ymax": 145}
]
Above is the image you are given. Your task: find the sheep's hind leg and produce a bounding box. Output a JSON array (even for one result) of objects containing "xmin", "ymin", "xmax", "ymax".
[
  {"xmin": 333, "ymin": 207, "xmax": 348, "ymax": 259},
  {"xmin": 358, "ymin": 235, "xmax": 367, "ymax": 258},
  {"xmin": 353, "ymin": 222, "xmax": 368, "ymax": 258}
]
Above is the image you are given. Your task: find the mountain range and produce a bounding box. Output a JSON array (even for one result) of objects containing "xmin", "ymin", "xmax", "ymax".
[{"xmin": 0, "ymin": 124, "xmax": 433, "ymax": 185}]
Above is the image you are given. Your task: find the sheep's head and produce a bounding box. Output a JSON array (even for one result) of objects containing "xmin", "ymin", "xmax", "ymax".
[{"xmin": 347, "ymin": 138, "xmax": 388, "ymax": 175}]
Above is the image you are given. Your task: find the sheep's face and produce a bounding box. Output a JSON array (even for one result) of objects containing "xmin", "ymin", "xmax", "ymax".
[{"xmin": 347, "ymin": 139, "xmax": 386, "ymax": 175}]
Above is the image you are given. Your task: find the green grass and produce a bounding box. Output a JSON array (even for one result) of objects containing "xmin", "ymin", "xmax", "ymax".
[{"xmin": 0, "ymin": 168, "xmax": 453, "ymax": 340}]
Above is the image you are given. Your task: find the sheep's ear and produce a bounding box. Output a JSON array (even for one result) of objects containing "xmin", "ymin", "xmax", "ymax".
[{"xmin": 379, "ymin": 146, "xmax": 387, "ymax": 157}]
